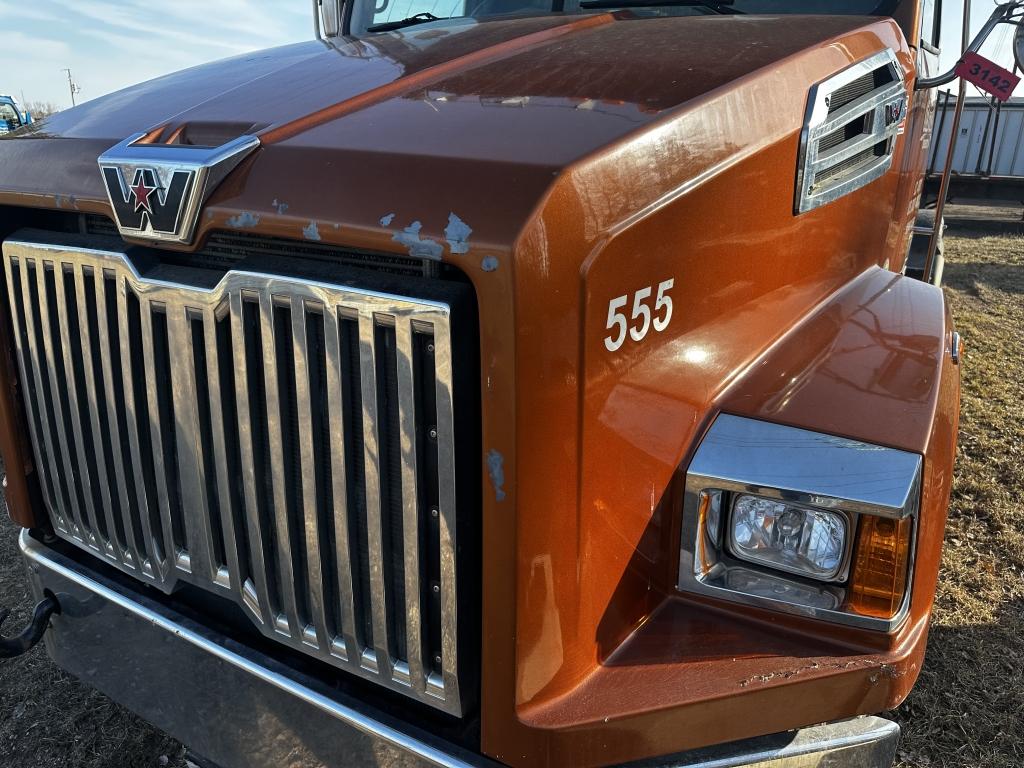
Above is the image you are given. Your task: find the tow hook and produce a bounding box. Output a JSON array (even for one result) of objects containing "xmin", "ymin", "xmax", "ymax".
[{"xmin": 0, "ymin": 593, "xmax": 60, "ymax": 659}]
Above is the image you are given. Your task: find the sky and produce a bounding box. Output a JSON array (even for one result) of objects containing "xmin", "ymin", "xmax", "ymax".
[
  {"xmin": 0, "ymin": 0, "xmax": 1020, "ymax": 109},
  {"xmin": 0, "ymin": 1, "xmax": 311, "ymax": 108}
]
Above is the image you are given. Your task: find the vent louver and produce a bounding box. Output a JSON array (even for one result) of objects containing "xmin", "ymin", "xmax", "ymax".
[{"xmin": 795, "ymin": 49, "xmax": 907, "ymax": 213}]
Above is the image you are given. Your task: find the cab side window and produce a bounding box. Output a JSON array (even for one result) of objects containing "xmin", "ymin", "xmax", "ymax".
[
  {"xmin": 920, "ymin": 0, "xmax": 941, "ymax": 53},
  {"xmin": 0, "ymin": 105, "xmax": 21, "ymax": 132}
]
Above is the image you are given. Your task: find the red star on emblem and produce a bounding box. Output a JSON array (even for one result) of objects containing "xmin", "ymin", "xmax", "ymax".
[{"xmin": 130, "ymin": 173, "xmax": 156, "ymax": 215}]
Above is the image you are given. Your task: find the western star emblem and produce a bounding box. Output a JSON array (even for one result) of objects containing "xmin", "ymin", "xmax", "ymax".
[
  {"xmin": 884, "ymin": 98, "xmax": 906, "ymax": 128},
  {"xmin": 98, "ymin": 132, "xmax": 261, "ymax": 245},
  {"xmin": 101, "ymin": 164, "xmax": 195, "ymax": 238}
]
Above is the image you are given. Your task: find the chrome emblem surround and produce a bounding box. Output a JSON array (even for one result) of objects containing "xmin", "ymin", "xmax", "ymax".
[{"xmin": 98, "ymin": 132, "xmax": 260, "ymax": 245}]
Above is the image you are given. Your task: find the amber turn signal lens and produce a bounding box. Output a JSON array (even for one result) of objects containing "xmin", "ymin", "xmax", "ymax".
[{"xmin": 847, "ymin": 516, "xmax": 912, "ymax": 619}]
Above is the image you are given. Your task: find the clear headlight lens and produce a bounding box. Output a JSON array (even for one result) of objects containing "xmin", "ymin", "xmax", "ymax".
[{"xmin": 729, "ymin": 495, "xmax": 847, "ymax": 581}]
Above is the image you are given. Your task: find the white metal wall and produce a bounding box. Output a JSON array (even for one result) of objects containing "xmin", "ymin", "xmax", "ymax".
[{"xmin": 929, "ymin": 96, "xmax": 1024, "ymax": 177}]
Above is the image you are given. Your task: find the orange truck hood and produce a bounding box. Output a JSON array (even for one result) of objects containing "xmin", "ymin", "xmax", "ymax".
[{"xmin": 0, "ymin": 11, "xmax": 876, "ymax": 250}]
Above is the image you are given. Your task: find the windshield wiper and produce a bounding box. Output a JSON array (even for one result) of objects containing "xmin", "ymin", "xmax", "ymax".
[
  {"xmin": 579, "ymin": 0, "xmax": 742, "ymax": 13},
  {"xmin": 367, "ymin": 12, "xmax": 448, "ymax": 32}
]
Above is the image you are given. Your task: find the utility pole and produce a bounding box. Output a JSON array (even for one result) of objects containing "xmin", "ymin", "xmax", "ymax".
[{"xmin": 61, "ymin": 68, "xmax": 81, "ymax": 107}]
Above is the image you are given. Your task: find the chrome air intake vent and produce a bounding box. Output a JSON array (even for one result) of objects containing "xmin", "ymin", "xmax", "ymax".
[{"xmin": 795, "ymin": 49, "xmax": 907, "ymax": 214}]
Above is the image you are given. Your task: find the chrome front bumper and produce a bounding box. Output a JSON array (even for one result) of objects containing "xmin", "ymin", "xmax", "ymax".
[{"xmin": 20, "ymin": 530, "xmax": 900, "ymax": 768}]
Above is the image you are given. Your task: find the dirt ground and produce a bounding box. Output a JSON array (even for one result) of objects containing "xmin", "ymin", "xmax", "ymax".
[{"xmin": 0, "ymin": 227, "xmax": 1021, "ymax": 767}]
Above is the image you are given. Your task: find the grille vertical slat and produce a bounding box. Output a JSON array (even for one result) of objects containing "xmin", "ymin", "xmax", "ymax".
[
  {"xmin": 53, "ymin": 263, "xmax": 109, "ymax": 553},
  {"xmin": 94, "ymin": 272, "xmax": 144, "ymax": 571},
  {"xmin": 290, "ymin": 297, "xmax": 331, "ymax": 651},
  {"xmin": 394, "ymin": 317, "xmax": 425, "ymax": 693},
  {"xmin": 34, "ymin": 261, "xmax": 93, "ymax": 544},
  {"xmin": 230, "ymin": 290, "xmax": 275, "ymax": 625},
  {"xmin": 73, "ymin": 265, "xmax": 124, "ymax": 558},
  {"xmin": 3, "ymin": 239, "xmax": 465, "ymax": 715},
  {"xmin": 117, "ymin": 279, "xmax": 165, "ymax": 576},
  {"xmin": 323, "ymin": 309, "xmax": 359, "ymax": 661},
  {"xmin": 358, "ymin": 310, "xmax": 391, "ymax": 677},
  {"xmin": 167, "ymin": 305, "xmax": 215, "ymax": 583},
  {"xmin": 203, "ymin": 305, "xmax": 243, "ymax": 593},
  {"xmin": 140, "ymin": 301, "xmax": 181, "ymax": 571},
  {"xmin": 433, "ymin": 327, "xmax": 459, "ymax": 702},
  {"xmin": 4, "ymin": 258, "xmax": 69, "ymax": 535},
  {"xmin": 259, "ymin": 292, "xmax": 303, "ymax": 638}
]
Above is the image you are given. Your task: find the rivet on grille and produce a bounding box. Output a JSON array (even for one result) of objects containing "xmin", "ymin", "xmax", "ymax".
[
  {"xmin": 432, "ymin": 583, "xmax": 440, "ymax": 594},
  {"xmin": 430, "ymin": 507, "xmax": 439, "ymax": 518},
  {"xmin": 429, "ymin": 426, "xmax": 437, "ymax": 440},
  {"xmin": 426, "ymin": 343, "xmax": 435, "ymax": 354}
]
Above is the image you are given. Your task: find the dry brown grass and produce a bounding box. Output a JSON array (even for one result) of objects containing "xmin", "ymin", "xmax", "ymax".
[
  {"xmin": 0, "ymin": 228, "xmax": 1020, "ymax": 767},
  {"xmin": 0, "ymin": 500, "xmax": 187, "ymax": 768},
  {"xmin": 891, "ymin": 229, "xmax": 1024, "ymax": 768}
]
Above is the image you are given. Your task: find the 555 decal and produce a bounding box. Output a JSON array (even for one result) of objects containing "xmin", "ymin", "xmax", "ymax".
[{"xmin": 604, "ymin": 279, "xmax": 674, "ymax": 352}]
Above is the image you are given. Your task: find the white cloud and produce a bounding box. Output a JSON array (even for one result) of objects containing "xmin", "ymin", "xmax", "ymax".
[
  {"xmin": 0, "ymin": 0, "xmax": 308, "ymax": 108},
  {"xmin": 0, "ymin": 5, "xmax": 58, "ymax": 23},
  {"xmin": 1, "ymin": 29, "xmax": 70, "ymax": 60}
]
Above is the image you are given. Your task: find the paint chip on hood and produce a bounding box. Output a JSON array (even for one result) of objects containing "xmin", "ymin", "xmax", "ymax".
[
  {"xmin": 392, "ymin": 221, "xmax": 443, "ymax": 261},
  {"xmin": 302, "ymin": 220, "xmax": 321, "ymax": 241},
  {"xmin": 227, "ymin": 211, "xmax": 260, "ymax": 229},
  {"xmin": 445, "ymin": 213, "xmax": 472, "ymax": 254}
]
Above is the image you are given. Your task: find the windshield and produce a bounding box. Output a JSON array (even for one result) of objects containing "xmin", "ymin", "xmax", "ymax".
[
  {"xmin": 0, "ymin": 103, "xmax": 22, "ymax": 133},
  {"xmin": 349, "ymin": 0, "xmax": 894, "ymax": 35}
]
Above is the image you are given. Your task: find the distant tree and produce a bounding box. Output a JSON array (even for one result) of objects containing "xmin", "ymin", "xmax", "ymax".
[{"xmin": 23, "ymin": 101, "xmax": 61, "ymax": 119}]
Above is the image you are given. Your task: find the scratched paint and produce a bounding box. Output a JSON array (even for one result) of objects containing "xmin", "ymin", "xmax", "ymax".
[
  {"xmin": 392, "ymin": 221, "xmax": 443, "ymax": 261},
  {"xmin": 272, "ymin": 199, "xmax": 289, "ymax": 215},
  {"xmin": 302, "ymin": 221, "xmax": 321, "ymax": 241},
  {"xmin": 445, "ymin": 213, "xmax": 472, "ymax": 254},
  {"xmin": 227, "ymin": 211, "xmax": 260, "ymax": 229},
  {"xmin": 379, "ymin": 212, "xmax": 396, "ymax": 226},
  {"xmin": 481, "ymin": 256, "xmax": 499, "ymax": 272},
  {"xmin": 486, "ymin": 449, "xmax": 507, "ymax": 502}
]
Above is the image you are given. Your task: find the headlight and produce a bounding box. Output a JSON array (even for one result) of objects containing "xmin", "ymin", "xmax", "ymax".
[
  {"xmin": 679, "ymin": 414, "xmax": 921, "ymax": 632},
  {"xmin": 729, "ymin": 495, "xmax": 847, "ymax": 581}
]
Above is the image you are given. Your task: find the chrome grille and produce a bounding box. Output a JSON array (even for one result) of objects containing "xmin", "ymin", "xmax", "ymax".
[{"xmin": 2, "ymin": 237, "xmax": 463, "ymax": 714}]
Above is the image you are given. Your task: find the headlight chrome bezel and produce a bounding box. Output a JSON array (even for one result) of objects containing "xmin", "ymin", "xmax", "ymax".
[{"xmin": 678, "ymin": 414, "xmax": 921, "ymax": 633}]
